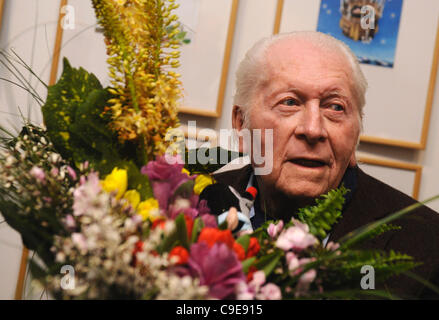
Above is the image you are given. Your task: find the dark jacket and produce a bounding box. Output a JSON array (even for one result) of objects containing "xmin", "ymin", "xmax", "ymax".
[{"xmin": 213, "ymin": 164, "xmax": 439, "ymax": 299}]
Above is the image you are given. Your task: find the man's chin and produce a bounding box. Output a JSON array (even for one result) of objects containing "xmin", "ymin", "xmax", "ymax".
[{"xmin": 277, "ymin": 184, "xmax": 329, "ymax": 201}]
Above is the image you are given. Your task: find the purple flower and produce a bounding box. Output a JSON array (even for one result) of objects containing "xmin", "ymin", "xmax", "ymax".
[
  {"xmin": 188, "ymin": 242, "xmax": 245, "ymax": 299},
  {"xmin": 200, "ymin": 213, "xmax": 218, "ymax": 228},
  {"xmin": 141, "ymin": 156, "xmax": 194, "ymax": 211}
]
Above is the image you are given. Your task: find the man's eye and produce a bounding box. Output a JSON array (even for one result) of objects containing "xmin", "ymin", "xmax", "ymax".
[
  {"xmin": 329, "ymin": 104, "xmax": 344, "ymax": 111},
  {"xmin": 280, "ymin": 98, "xmax": 298, "ymax": 106}
]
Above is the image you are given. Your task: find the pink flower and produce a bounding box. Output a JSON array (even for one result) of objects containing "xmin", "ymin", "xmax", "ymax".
[
  {"xmin": 267, "ymin": 220, "xmax": 284, "ymax": 238},
  {"xmin": 326, "ymin": 241, "xmax": 340, "ymax": 251},
  {"xmin": 30, "ymin": 166, "xmax": 45, "ymax": 183},
  {"xmin": 66, "ymin": 166, "xmax": 77, "ymax": 180},
  {"xmin": 50, "ymin": 167, "xmax": 59, "ymax": 177},
  {"xmin": 236, "ymin": 281, "xmax": 255, "ymax": 300},
  {"xmin": 65, "ymin": 215, "xmax": 76, "ymax": 229},
  {"xmin": 286, "ymin": 252, "xmax": 300, "ymax": 272},
  {"xmin": 187, "ymin": 242, "xmax": 245, "ymax": 299},
  {"xmin": 72, "ymin": 233, "xmax": 87, "ymax": 252},
  {"xmin": 295, "ymin": 269, "xmax": 317, "ymax": 298},
  {"xmin": 256, "ymin": 283, "xmax": 282, "ymax": 300},
  {"xmin": 72, "ymin": 172, "xmax": 102, "ymax": 216},
  {"xmin": 275, "ymin": 222, "xmax": 318, "ymax": 252}
]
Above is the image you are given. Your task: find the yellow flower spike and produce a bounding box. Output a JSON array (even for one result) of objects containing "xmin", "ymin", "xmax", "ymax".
[
  {"xmin": 123, "ymin": 189, "xmax": 140, "ymax": 209},
  {"xmin": 101, "ymin": 167, "xmax": 128, "ymax": 199},
  {"xmin": 193, "ymin": 174, "xmax": 215, "ymax": 195},
  {"xmin": 137, "ymin": 198, "xmax": 160, "ymax": 221}
]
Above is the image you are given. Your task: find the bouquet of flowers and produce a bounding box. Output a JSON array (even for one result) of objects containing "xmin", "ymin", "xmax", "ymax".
[{"xmin": 0, "ymin": 0, "xmax": 431, "ymax": 300}]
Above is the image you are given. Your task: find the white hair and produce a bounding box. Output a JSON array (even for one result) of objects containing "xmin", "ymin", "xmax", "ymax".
[{"xmin": 233, "ymin": 31, "xmax": 368, "ymax": 129}]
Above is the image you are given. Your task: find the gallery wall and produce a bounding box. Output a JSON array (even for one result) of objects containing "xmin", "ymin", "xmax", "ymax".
[{"xmin": 0, "ymin": 0, "xmax": 438, "ymax": 299}]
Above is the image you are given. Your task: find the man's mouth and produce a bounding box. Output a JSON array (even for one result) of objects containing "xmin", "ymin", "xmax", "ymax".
[{"xmin": 289, "ymin": 158, "xmax": 328, "ymax": 168}]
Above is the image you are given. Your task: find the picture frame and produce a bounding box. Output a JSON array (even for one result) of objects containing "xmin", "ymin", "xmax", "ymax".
[
  {"xmin": 176, "ymin": 0, "xmax": 239, "ymax": 118},
  {"xmin": 0, "ymin": 0, "xmax": 5, "ymax": 34},
  {"xmin": 50, "ymin": 0, "xmax": 239, "ymax": 119},
  {"xmin": 357, "ymin": 155, "xmax": 422, "ymax": 199},
  {"xmin": 274, "ymin": 0, "xmax": 439, "ymax": 150}
]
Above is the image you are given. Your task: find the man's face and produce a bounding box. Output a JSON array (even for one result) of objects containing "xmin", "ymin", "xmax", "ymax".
[{"xmin": 236, "ymin": 39, "xmax": 360, "ymax": 199}]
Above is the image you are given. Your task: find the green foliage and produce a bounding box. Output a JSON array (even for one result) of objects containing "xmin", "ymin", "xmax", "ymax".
[
  {"xmin": 42, "ymin": 58, "xmax": 104, "ymax": 163},
  {"xmin": 317, "ymin": 249, "xmax": 419, "ymax": 292},
  {"xmin": 41, "ymin": 58, "xmax": 153, "ymax": 199},
  {"xmin": 296, "ymin": 185, "xmax": 348, "ymax": 240}
]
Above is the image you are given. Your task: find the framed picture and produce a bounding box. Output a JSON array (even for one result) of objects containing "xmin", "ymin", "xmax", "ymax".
[
  {"xmin": 175, "ymin": 0, "xmax": 239, "ymax": 118},
  {"xmin": 357, "ymin": 155, "xmax": 422, "ymax": 199},
  {"xmin": 0, "ymin": 0, "xmax": 5, "ymax": 33},
  {"xmin": 274, "ymin": 0, "xmax": 439, "ymax": 150},
  {"xmin": 50, "ymin": 0, "xmax": 239, "ymax": 119}
]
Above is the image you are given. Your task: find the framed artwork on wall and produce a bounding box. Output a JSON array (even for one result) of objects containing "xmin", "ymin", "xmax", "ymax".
[
  {"xmin": 0, "ymin": 0, "xmax": 5, "ymax": 34},
  {"xmin": 357, "ymin": 155, "xmax": 422, "ymax": 199},
  {"xmin": 50, "ymin": 0, "xmax": 239, "ymax": 119},
  {"xmin": 175, "ymin": 0, "xmax": 239, "ymax": 118},
  {"xmin": 274, "ymin": 0, "xmax": 439, "ymax": 150}
]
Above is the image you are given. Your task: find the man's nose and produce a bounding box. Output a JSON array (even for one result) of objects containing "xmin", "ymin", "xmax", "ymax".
[{"xmin": 294, "ymin": 102, "xmax": 328, "ymax": 144}]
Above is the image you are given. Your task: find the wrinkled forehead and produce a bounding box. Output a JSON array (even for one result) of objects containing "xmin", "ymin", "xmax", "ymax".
[{"xmin": 262, "ymin": 38, "xmax": 355, "ymax": 81}]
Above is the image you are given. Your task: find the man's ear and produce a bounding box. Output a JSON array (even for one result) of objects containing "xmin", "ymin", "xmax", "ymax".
[
  {"xmin": 232, "ymin": 105, "xmax": 244, "ymax": 131},
  {"xmin": 349, "ymin": 152, "xmax": 357, "ymax": 167},
  {"xmin": 232, "ymin": 105, "xmax": 245, "ymax": 153}
]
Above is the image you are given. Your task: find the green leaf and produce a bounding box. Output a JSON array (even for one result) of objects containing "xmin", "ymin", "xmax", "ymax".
[
  {"xmin": 255, "ymin": 250, "xmax": 282, "ymax": 277},
  {"xmin": 236, "ymin": 234, "xmax": 251, "ymax": 252},
  {"xmin": 175, "ymin": 214, "xmax": 189, "ymax": 250},
  {"xmin": 296, "ymin": 185, "xmax": 348, "ymax": 240},
  {"xmin": 191, "ymin": 217, "xmax": 204, "ymax": 244},
  {"xmin": 42, "ymin": 58, "xmax": 103, "ymax": 162},
  {"xmin": 241, "ymin": 257, "xmax": 257, "ymax": 274}
]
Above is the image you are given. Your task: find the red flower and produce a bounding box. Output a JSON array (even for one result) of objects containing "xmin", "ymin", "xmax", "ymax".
[
  {"xmin": 197, "ymin": 228, "xmax": 235, "ymax": 249},
  {"xmin": 246, "ymin": 237, "xmax": 261, "ymax": 259},
  {"xmin": 151, "ymin": 218, "xmax": 166, "ymax": 230},
  {"xmin": 246, "ymin": 266, "xmax": 258, "ymax": 282},
  {"xmin": 184, "ymin": 215, "xmax": 194, "ymax": 240},
  {"xmin": 233, "ymin": 242, "xmax": 246, "ymax": 261},
  {"xmin": 169, "ymin": 246, "xmax": 189, "ymax": 265},
  {"xmin": 131, "ymin": 240, "xmax": 144, "ymax": 267}
]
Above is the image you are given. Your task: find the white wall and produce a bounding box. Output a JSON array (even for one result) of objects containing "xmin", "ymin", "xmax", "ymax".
[{"xmin": 0, "ymin": 0, "xmax": 438, "ymax": 300}]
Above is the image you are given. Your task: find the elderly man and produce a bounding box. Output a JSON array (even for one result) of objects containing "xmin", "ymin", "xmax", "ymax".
[{"xmin": 210, "ymin": 31, "xmax": 439, "ymax": 298}]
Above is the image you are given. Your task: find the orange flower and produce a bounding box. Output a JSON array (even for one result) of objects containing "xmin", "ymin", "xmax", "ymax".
[
  {"xmin": 169, "ymin": 246, "xmax": 189, "ymax": 265},
  {"xmin": 246, "ymin": 237, "xmax": 261, "ymax": 259},
  {"xmin": 184, "ymin": 215, "xmax": 194, "ymax": 240},
  {"xmin": 197, "ymin": 228, "xmax": 235, "ymax": 249},
  {"xmin": 233, "ymin": 242, "xmax": 246, "ymax": 261}
]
